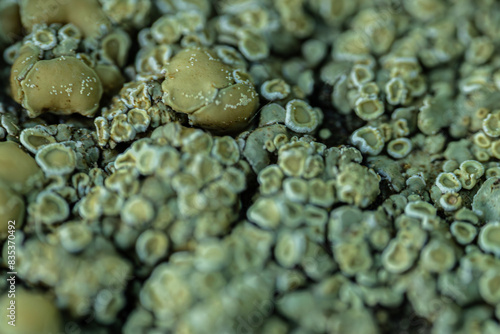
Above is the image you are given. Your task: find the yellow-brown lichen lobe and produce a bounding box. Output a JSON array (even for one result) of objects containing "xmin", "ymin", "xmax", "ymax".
[
  {"xmin": 161, "ymin": 47, "xmax": 259, "ymax": 132},
  {"xmin": 20, "ymin": 0, "xmax": 111, "ymax": 41},
  {"xmin": 0, "ymin": 141, "xmax": 42, "ymax": 193},
  {"xmin": 10, "ymin": 45, "xmax": 103, "ymax": 117}
]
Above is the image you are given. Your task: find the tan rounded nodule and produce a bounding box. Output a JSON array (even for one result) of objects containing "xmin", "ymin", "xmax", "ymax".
[
  {"xmin": 20, "ymin": 0, "xmax": 110, "ymax": 41},
  {"xmin": 0, "ymin": 141, "xmax": 41, "ymax": 192},
  {"xmin": 11, "ymin": 45, "xmax": 103, "ymax": 117}
]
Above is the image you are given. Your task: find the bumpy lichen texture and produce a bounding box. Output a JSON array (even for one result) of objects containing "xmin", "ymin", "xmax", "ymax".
[
  {"xmin": 4, "ymin": 0, "xmax": 500, "ymax": 333},
  {"xmin": 162, "ymin": 47, "xmax": 259, "ymax": 132}
]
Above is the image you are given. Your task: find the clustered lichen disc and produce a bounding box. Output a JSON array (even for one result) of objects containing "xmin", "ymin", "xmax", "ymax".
[{"xmin": 1, "ymin": 0, "xmax": 500, "ymax": 333}]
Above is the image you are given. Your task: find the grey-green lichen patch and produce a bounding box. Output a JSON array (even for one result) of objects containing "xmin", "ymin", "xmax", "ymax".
[
  {"xmin": 96, "ymin": 81, "xmax": 181, "ymax": 148},
  {"xmin": 472, "ymin": 177, "xmax": 500, "ymax": 222},
  {"xmin": 478, "ymin": 222, "xmax": 500, "ymax": 257},
  {"xmin": 14, "ymin": 233, "xmax": 132, "ymax": 319},
  {"xmin": 4, "ymin": 0, "xmax": 500, "ymax": 333},
  {"xmin": 78, "ymin": 123, "xmax": 249, "ymax": 252}
]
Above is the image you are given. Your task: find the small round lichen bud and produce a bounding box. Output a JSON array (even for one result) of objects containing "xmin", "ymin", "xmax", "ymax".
[
  {"xmin": 3, "ymin": 43, "xmax": 21, "ymax": 66},
  {"xmin": 354, "ymin": 96, "xmax": 384, "ymax": 121},
  {"xmin": 483, "ymin": 113, "xmax": 500, "ymax": 138},
  {"xmin": 275, "ymin": 230, "xmax": 306, "ymax": 269},
  {"xmin": 136, "ymin": 230, "xmax": 169, "ymax": 266},
  {"xmin": 472, "ymin": 177, "xmax": 500, "ymax": 222},
  {"xmin": 95, "ymin": 116, "xmax": 110, "ymax": 147},
  {"xmin": 459, "ymin": 160, "xmax": 485, "ymax": 180},
  {"xmin": 94, "ymin": 290, "xmax": 126, "ymax": 325},
  {"xmin": 490, "ymin": 140, "xmax": 500, "ymax": 160},
  {"xmin": 35, "ymin": 143, "xmax": 77, "ymax": 176},
  {"xmin": 308, "ymin": 178, "xmax": 335, "ymax": 208},
  {"xmin": 486, "ymin": 167, "xmax": 500, "ymax": 179},
  {"xmin": 473, "ymin": 132, "xmax": 492, "ymax": 149},
  {"xmin": 350, "ymin": 64, "xmax": 374, "ymax": 87},
  {"xmin": 258, "ymin": 165, "xmax": 284, "ymax": 195},
  {"xmin": 479, "ymin": 269, "xmax": 500, "ymax": 305},
  {"xmin": 261, "ymin": 78, "xmax": 291, "ymax": 101},
  {"xmin": 34, "ymin": 191, "xmax": 70, "ymax": 225},
  {"xmin": 20, "ymin": 127, "xmax": 57, "ymax": 154},
  {"xmin": 237, "ymin": 29, "xmax": 269, "ymax": 61},
  {"xmin": 435, "ymin": 172, "xmax": 462, "ymax": 193},
  {"xmin": 0, "ymin": 289, "xmax": 62, "ymax": 334},
  {"xmin": 387, "ymin": 138, "xmax": 412, "ymax": 159},
  {"xmin": 214, "ymin": 45, "xmax": 247, "ymax": 68},
  {"xmin": 127, "ymin": 108, "xmax": 151, "ymax": 133},
  {"xmin": 110, "ymin": 114, "xmax": 137, "ymax": 143},
  {"xmin": 58, "ymin": 23, "xmax": 82, "ymax": 41},
  {"xmin": 404, "ymin": 200, "xmax": 437, "ymax": 221},
  {"xmin": 58, "ymin": 221, "xmax": 93, "ymax": 253},
  {"xmin": 439, "ymin": 192, "xmax": 463, "ymax": 212},
  {"xmin": 450, "ymin": 221, "xmax": 477, "ymax": 245},
  {"xmin": 278, "ymin": 148, "xmax": 308, "ymax": 176},
  {"xmin": 334, "ymin": 241, "xmax": 372, "ymax": 276},
  {"xmin": 466, "ymin": 37, "xmax": 494, "ymax": 65},
  {"xmin": 100, "ymin": 29, "xmax": 131, "ymax": 67},
  {"xmin": 211, "ymin": 136, "xmax": 240, "ymax": 165},
  {"xmin": 283, "ymin": 177, "xmax": 309, "ymax": 203},
  {"xmin": 351, "ymin": 126, "xmax": 385, "ymax": 156},
  {"xmin": 336, "ymin": 163, "xmax": 380, "ymax": 208},
  {"xmin": 285, "ymin": 99, "xmax": 322, "ymax": 134},
  {"xmin": 121, "ymin": 195, "xmax": 155, "ymax": 227},
  {"xmin": 247, "ymin": 197, "xmax": 281, "ymax": 229},
  {"xmin": 151, "ymin": 15, "xmax": 181, "ymax": 44},
  {"xmin": 478, "ymin": 221, "xmax": 500, "ymax": 256},
  {"xmin": 420, "ymin": 239, "xmax": 456, "ymax": 273},
  {"xmin": 382, "ymin": 239, "xmax": 416, "ymax": 274},
  {"xmin": 385, "ymin": 77, "xmax": 408, "ymax": 105},
  {"xmin": 33, "ymin": 27, "xmax": 57, "ymax": 50}
]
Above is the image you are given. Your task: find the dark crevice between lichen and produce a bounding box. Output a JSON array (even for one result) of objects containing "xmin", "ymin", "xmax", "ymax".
[{"xmin": 310, "ymin": 82, "xmax": 365, "ymax": 148}]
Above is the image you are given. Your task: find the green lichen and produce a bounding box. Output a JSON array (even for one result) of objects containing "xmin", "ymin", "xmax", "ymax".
[{"xmin": 3, "ymin": 0, "xmax": 500, "ymax": 333}]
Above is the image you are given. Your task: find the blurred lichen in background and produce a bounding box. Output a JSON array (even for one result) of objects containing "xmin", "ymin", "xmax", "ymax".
[{"xmin": 1, "ymin": 0, "xmax": 500, "ymax": 333}]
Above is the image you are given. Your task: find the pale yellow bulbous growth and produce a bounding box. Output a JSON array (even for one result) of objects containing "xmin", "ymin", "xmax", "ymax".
[
  {"xmin": 10, "ymin": 45, "xmax": 103, "ymax": 117},
  {"xmin": 0, "ymin": 141, "xmax": 42, "ymax": 193},
  {"xmin": 0, "ymin": 290, "xmax": 62, "ymax": 334},
  {"xmin": 20, "ymin": 0, "xmax": 111, "ymax": 40},
  {"xmin": 162, "ymin": 47, "xmax": 259, "ymax": 133}
]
